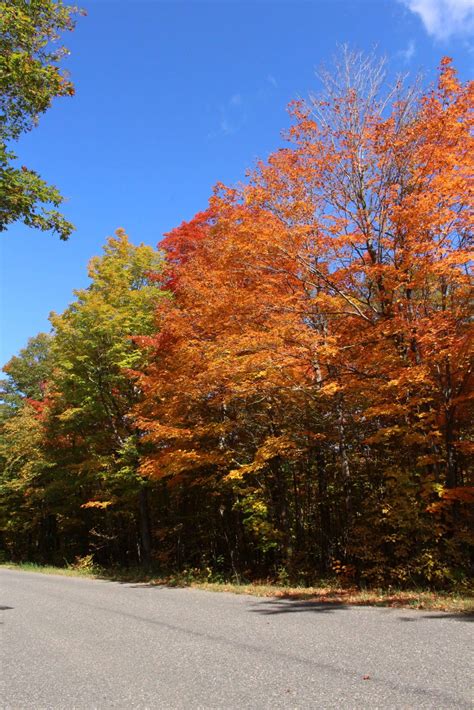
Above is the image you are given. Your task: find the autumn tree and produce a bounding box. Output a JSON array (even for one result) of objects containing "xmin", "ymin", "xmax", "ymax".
[
  {"xmin": 1, "ymin": 332, "xmax": 53, "ymax": 415},
  {"xmin": 136, "ymin": 54, "xmax": 473, "ymax": 585},
  {"xmin": 1, "ymin": 232, "xmax": 167, "ymax": 564},
  {"xmin": 45, "ymin": 231, "xmax": 167, "ymax": 563},
  {"xmin": 1, "ymin": 52, "xmax": 471, "ymax": 587}
]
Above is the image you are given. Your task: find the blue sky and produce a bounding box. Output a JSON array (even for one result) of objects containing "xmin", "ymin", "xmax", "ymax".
[{"xmin": 1, "ymin": 0, "xmax": 473, "ymax": 366}]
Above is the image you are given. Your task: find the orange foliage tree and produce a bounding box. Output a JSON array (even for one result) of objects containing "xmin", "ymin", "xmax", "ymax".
[
  {"xmin": 2, "ymin": 53, "xmax": 470, "ymax": 585},
  {"xmin": 136, "ymin": 54, "xmax": 472, "ymax": 585}
]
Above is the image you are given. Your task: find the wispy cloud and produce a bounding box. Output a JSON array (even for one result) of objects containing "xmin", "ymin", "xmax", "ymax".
[
  {"xmin": 399, "ymin": 0, "xmax": 474, "ymax": 40},
  {"xmin": 210, "ymin": 94, "xmax": 246, "ymax": 138},
  {"xmin": 209, "ymin": 77, "xmax": 278, "ymax": 140},
  {"xmin": 219, "ymin": 116, "xmax": 233, "ymax": 135},
  {"xmin": 398, "ymin": 38, "xmax": 416, "ymax": 62},
  {"xmin": 266, "ymin": 74, "xmax": 278, "ymax": 88}
]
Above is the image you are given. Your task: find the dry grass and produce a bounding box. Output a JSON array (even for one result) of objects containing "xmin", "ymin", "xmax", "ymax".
[
  {"xmin": 189, "ymin": 581, "xmax": 474, "ymax": 613},
  {"xmin": 3, "ymin": 562, "xmax": 472, "ymax": 613}
]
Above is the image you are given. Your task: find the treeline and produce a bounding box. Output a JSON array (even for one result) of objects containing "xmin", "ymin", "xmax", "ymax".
[{"xmin": 1, "ymin": 54, "xmax": 472, "ymax": 588}]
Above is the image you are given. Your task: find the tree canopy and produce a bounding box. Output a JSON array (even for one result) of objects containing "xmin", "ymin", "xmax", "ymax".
[
  {"xmin": 1, "ymin": 54, "xmax": 472, "ymax": 588},
  {"xmin": 0, "ymin": 0, "xmax": 81, "ymax": 239}
]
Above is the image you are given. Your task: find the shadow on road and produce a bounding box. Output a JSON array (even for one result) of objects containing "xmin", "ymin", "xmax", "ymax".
[
  {"xmin": 398, "ymin": 613, "xmax": 473, "ymax": 623},
  {"xmin": 249, "ymin": 599, "xmax": 474, "ymax": 620},
  {"xmin": 250, "ymin": 599, "xmax": 349, "ymax": 615}
]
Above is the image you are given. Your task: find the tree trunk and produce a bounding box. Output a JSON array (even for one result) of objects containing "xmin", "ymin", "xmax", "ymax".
[{"xmin": 138, "ymin": 485, "xmax": 152, "ymax": 566}]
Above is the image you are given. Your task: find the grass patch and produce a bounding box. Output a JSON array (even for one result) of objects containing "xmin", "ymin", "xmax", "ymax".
[
  {"xmin": 1, "ymin": 561, "xmax": 99, "ymax": 578},
  {"xmin": 2, "ymin": 562, "xmax": 472, "ymax": 614}
]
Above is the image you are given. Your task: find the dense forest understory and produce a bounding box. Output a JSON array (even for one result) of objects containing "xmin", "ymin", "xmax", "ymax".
[{"xmin": 1, "ymin": 54, "xmax": 473, "ymax": 589}]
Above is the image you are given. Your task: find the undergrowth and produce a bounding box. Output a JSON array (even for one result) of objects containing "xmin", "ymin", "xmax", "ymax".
[{"xmin": 2, "ymin": 561, "xmax": 472, "ymax": 613}]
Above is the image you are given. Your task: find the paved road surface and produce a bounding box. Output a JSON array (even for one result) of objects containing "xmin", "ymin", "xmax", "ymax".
[{"xmin": 1, "ymin": 569, "xmax": 472, "ymax": 709}]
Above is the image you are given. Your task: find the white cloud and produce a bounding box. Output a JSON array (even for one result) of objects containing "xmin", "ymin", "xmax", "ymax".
[
  {"xmin": 398, "ymin": 39, "xmax": 416, "ymax": 61},
  {"xmin": 400, "ymin": 0, "xmax": 474, "ymax": 40}
]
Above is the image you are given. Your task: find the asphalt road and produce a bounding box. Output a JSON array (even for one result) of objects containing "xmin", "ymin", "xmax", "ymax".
[{"xmin": 1, "ymin": 569, "xmax": 472, "ymax": 709}]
